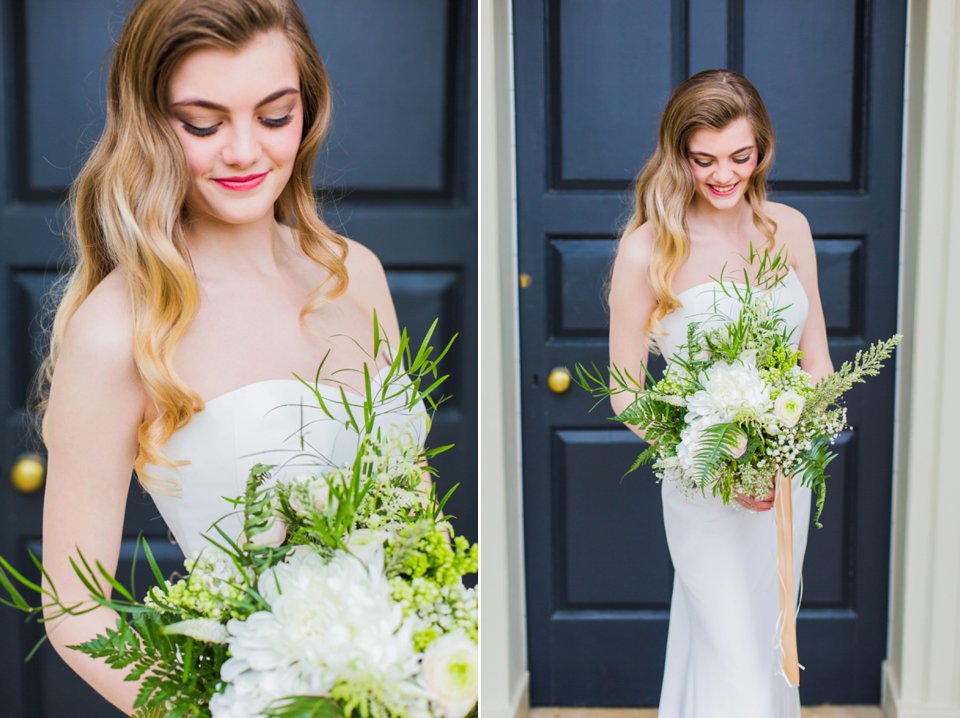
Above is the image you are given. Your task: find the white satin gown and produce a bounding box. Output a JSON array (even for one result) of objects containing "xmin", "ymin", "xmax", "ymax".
[
  {"xmin": 652, "ymin": 267, "xmax": 811, "ymax": 718},
  {"xmin": 143, "ymin": 364, "xmax": 427, "ymax": 559}
]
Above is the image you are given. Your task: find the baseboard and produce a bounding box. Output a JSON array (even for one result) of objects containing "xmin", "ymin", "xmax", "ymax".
[
  {"xmin": 882, "ymin": 661, "xmax": 960, "ymax": 718},
  {"xmin": 484, "ymin": 670, "xmax": 530, "ymax": 718}
]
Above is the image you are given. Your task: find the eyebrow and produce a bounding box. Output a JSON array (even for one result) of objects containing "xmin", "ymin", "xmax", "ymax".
[
  {"xmin": 688, "ymin": 145, "xmax": 755, "ymax": 158},
  {"xmin": 170, "ymin": 87, "xmax": 300, "ymax": 112}
]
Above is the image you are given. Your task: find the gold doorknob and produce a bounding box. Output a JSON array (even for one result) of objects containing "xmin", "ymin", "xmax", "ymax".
[
  {"xmin": 11, "ymin": 453, "xmax": 45, "ymax": 494},
  {"xmin": 548, "ymin": 366, "xmax": 572, "ymax": 394}
]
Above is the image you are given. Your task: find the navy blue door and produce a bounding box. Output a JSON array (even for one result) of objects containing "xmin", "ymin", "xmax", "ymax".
[
  {"xmin": 514, "ymin": 0, "xmax": 905, "ymax": 706},
  {"xmin": 0, "ymin": 1, "xmax": 476, "ymax": 715}
]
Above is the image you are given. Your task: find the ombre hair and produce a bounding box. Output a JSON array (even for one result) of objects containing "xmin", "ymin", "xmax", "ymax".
[
  {"xmin": 36, "ymin": 0, "xmax": 347, "ymax": 490},
  {"xmin": 622, "ymin": 69, "xmax": 778, "ymax": 336}
]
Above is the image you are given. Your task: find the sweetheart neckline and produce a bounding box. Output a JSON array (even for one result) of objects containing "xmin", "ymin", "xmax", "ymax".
[
  {"xmin": 201, "ymin": 363, "xmax": 394, "ymax": 408},
  {"xmin": 674, "ymin": 265, "xmax": 799, "ymax": 301}
]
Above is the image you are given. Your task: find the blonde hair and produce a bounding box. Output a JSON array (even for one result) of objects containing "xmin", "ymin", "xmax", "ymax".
[
  {"xmin": 35, "ymin": 0, "xmax": 347, "ymax": 489},
  {"xmin": 622, "ymin": 69, "xmax": 778, "ymax": 333}
]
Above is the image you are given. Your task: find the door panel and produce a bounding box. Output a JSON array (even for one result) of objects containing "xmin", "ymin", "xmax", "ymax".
[
  {"xmin": 515, "ymin": 0, "xmax": 904, "ymax": 706},
  {"xmin": 0, "ymin": 1, "xmax": 476, "ymax": 715}
]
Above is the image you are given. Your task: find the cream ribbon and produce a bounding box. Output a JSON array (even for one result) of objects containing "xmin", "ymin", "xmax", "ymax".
[{"xmin": 775, "ymin": 471, "xmax": 801, "ymax": 686}]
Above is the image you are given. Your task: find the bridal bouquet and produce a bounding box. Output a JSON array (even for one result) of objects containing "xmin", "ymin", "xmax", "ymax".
[
  {"xmin": 577, "ymin": 252, "xmax": 901, "ymax": 528},
  {"xmin": 577, "ymin": 252, "xmax": 900, "ymax": 686},
  {"xmin": 0, "ymin": 321, "xmax": 478, "ymax": 718}
]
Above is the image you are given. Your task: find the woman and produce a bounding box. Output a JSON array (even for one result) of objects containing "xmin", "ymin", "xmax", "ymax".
[
  {"xmin": 36, "ymin": 1, "xmax": 425, "ymax": 714},
  {"xmin": 608, "ymin": 70, "xmax": 834, "ymax": 716}
]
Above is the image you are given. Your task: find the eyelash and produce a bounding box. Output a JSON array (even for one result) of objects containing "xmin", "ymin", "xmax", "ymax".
[
  {"xmin": 181, "ymin": 113, "xmax": 294, "ymax": 137},
  {"xmin": 693, "ymin": 156, "xmax": 751, "ymax": 167}
]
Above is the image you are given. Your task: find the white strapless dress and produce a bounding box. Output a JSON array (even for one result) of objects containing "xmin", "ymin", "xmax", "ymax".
[
  {"xmin": 143, "ymin": 365, "xmax": 427, "ymax": 559},
  {"xmin": 652, "ymin": 267, "xmax": 811, "ymax": 718}
]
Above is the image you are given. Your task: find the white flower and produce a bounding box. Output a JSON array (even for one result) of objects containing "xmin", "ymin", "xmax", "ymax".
[
  {"xmin": 791, "ymin": 364, "xmax": 814, "ymax": 387},
  {"xmin": 774, "ymin": 391, "xmax": 805, "ymax": 428},
  {"xmin": 242, "ymin": 514, "xmax": 287, "ymax": 549},
  {"xmin": 654, "ymin": 393, "xmax": 686, "ymax": 407},
  {"xmin": 420, "ymin": 631, "xmax": 478, "ymax": 718},
  {"xmin": 685, "ymin": 359, "xmax": 772, "ymax": 426},
  {"xmin": 283, "ymin": 474, "xmax": 333, "ymax": 518},
  {"xmin": 161, "ymin": 618, "xmax": 229, "ymax": 644},
  {"xmin": 346, "ymin": 528, "xmax": 391, "ymax": 567},
  {"xmin": 211, "ymin": 549, "xmax": 423, "ymax": 718}
]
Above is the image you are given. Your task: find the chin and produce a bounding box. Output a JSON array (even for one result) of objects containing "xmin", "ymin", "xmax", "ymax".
[{"xmin": 194, "ymin": 196, "xmax": 278, "ymax": 226}]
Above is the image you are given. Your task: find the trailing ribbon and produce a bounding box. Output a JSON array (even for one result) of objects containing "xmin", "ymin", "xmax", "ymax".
[{"xmin": 774, "ymin": 471, "xmax": 800, "ymax": 686}]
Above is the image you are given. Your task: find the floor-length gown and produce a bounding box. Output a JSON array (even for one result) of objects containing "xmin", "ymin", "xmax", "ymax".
[
  {"xmin": 143, "ymin": 364, "xmax": 426, "ymax": 558},
  {"xmin": 653, "ymin": 267, "xmax": 811, "ymax": 718}
]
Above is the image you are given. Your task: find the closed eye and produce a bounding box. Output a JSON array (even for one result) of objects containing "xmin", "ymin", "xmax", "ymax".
[
  {"xmin": 692, "ymin": 155, "xmax": 752, "ymax": 167},
  {"xmin": 261, "ymin": 113, "xmax": 293, "ymax": 128},
  {"xmin": 182, "ymin": 121, "xmax": 220, "ymax": 137},
  {"xmin": 180, "ymin": 114, "xmax": 294, "ymax": 137}
]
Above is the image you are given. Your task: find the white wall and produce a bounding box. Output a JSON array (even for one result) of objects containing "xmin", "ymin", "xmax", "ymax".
[
  {"xmin": 480, "ymin": 1, "xmax": 529, "ymax": 717},
  {"xmin": 883, "ymin": 0, "xmax": 960, "ymax": 716}
]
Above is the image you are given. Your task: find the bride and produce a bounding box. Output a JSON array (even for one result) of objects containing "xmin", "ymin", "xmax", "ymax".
[
  {"xmin": 35, "ymin": 1, "xmax": 426, "ymax": 714},
  {"xmin": 608, "ymin": 69, "xmax": 834, "ymax": 716}
]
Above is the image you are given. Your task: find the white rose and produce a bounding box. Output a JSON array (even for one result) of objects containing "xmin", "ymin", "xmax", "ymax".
[
  {"xmin": 346, "ymin": 528, "xmax": 390, "ymax": 568},
  {"xmin": 243, "ymin": 515, "xmax": 287, "ymax": 549},
  {"xmin": 774, "ymin": 391, "xmax": 805, "ymax": 428},
  {"xmin": 420, "ymin": 631, "xmax": 478, "ymax": 718}
]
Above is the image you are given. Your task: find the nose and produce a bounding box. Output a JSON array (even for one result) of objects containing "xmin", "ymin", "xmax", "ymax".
[
  {"xmin": 712, "ymin": 159, "xmax": 738, "ymax": 183},
  {"xmin": 221, "ymin": 122, "xmax": 262, "ymax": 168}
]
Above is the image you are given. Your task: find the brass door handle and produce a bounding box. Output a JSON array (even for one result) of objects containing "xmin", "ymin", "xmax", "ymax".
[
  {"xmin": 11, "ymin": 452, "xmax": 46, "ymax": 494},
  {"xmin": 548, "ymin": 366, "xmax": 572, "ymax": 394}
]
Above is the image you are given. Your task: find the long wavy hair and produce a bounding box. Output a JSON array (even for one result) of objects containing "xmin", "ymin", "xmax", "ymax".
[
  {"xmin": 622, "ymin": 69, "xmax": 778, "ymax": 335},
  {"xmin": 35, "ymin": 0, "xmax": 347, "ymax": 490}
]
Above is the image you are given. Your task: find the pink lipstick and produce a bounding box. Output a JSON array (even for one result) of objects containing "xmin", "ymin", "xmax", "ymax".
[{"xmin": 214, "ymin": 172, "xmax": 268, "ymax": 192}]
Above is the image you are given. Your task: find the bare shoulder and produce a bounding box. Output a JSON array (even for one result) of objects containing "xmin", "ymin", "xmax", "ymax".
[
  {"xmin": 62, "ymin": 268, "xmax": 136, "ymax": 364},
  {"xmin": 763, "ymin": 200, "xmax": 812, "ymax": 238},
  {"xmin": 47, "ymin": 267, "xmax": 146, "ymax": 442},
  {"xmin": 341, "ymin": 238, "xmax": 401, "ymax": 347},
  {"xmin": 343, "ymin": 237, "xmax": 388, "ymax": 284},
  {"xmin": 616, "ymin": 221, "xmax": 656, "ymax": 273},
  {"xmin": 762, "ymin": 200, "xmax": 814, "ymax": 261},
  {"xmin": 612, "ymin": 222, "xmax": 656, "ymax": 297}
]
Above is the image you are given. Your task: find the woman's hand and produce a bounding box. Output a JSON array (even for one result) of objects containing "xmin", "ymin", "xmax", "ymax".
[{"xmin": 733, "ymin": 476, "xmax": 776, "ymax": 511}]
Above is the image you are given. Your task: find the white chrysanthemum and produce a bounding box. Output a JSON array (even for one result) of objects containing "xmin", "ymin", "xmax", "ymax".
[
  {"xmin": 210, "ymin": 548, "xmax": 423, "ymax": 718},
  {"xmin": 420, "ymin": 630, "xmax": 478, "ymax": 718},
  {"xmin": 685, "ymin": 359, "xmax": 772, "ymax": 425}
]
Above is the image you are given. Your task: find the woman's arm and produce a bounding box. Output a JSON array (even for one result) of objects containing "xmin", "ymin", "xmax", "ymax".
[
  {"xmin": 344, "ymin": 241, "xmax": 446, "ymax": 525},
  {"xmin": 779, "ymin": 206, "xmax": 834, "ymax": 383},
  {"xmin": 41, "ymin": 271, "xmax": 148, "ymax": 716},
  {"xmin": 608, "ymin": 224, "xmax": 659, "ymax": 441}
]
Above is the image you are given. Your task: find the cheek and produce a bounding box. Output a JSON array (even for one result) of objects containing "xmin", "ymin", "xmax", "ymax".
[
  {"xmin": 270, "ymin": 118, "xmax": 304, "ymax": 165},
  {"xmin": 174, "ymin": 134, "xmax": 217, "ymax": 178},
  {"xmin": 689, "ymin": 162, "xmax": 712, "ymax": 184}
]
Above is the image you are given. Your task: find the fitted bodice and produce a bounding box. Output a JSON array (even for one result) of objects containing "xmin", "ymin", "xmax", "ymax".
[
  {"xmin": 144, "ymin": 365, "xmax": 427, "ymax": 558},
  {"xmin": 651, "ymin": 266, "xmax": 809, "ymax": 361}
]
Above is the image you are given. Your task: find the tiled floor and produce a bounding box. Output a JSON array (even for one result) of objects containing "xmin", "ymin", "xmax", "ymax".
[{"xmin": 529, "ymin": 707, "xmax": 886, "ymax": 718}]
